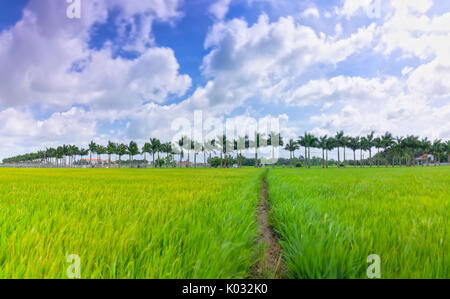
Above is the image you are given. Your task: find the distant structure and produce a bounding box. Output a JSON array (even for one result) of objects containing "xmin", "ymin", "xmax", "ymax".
[{"xmin": 416, "ymin": 154, "xmax": 434, "ymax": 166}]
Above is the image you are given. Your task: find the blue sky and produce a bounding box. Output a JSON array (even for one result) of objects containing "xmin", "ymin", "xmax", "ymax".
[{"xmin": 0, "ymin": 0, "xmax": 449, "ymax": 159}]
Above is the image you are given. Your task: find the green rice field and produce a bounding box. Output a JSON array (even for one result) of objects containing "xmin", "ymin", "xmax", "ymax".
[
  {"xmin": 0, "ymin": 167, "xmax": 448, "ymax": 279},
  {"xmin": 267, "ymin": 167, "xmax": 449, "ymax": 278},
  {"xmin": 0, "ymin": 168, "xmax": 263, "ymax": 278}
]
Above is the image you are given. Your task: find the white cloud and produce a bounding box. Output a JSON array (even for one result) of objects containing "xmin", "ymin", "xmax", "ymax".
[
  {"xmin": 0, "ymin": 0, "xmax": 188, "ymax": 110},
  {"xmin": 209, "ymin": 0, "xmax": 232, "ymax": 20},
  {"xmin": 302, "ymin": 7, "xmax": 320, "ymax": 18}
]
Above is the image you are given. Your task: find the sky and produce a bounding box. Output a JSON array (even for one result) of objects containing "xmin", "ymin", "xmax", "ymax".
[{"xmin": 0, "ymin": 0, "xmax": 449, "ymax": 160}]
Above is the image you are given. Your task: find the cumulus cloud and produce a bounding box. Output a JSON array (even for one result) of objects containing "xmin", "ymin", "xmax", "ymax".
[
  {"xmin": 209, "ymin": 0, "xmax": 232, "ymax": 20},
  {"xmin": 0, "ymin": 0, "xmax": 189, "ymax": 110}
]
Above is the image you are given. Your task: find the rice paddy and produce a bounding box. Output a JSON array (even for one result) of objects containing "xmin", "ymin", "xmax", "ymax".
[
  {"xmin": 267, "ymin": 167, "xmax": 449, "ymax": 279},
  {"xmin": 0, "ymin": 168, "xmax": 264, "ymax": 278},
  {"xmin": 0, "ymin": 167, "xmax": 448, "ymax": 279}
]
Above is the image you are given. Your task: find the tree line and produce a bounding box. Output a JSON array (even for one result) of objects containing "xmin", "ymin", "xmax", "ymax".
[{"xmin": 2, "ymin": 131, "xmax": 450, "ymax": 168}]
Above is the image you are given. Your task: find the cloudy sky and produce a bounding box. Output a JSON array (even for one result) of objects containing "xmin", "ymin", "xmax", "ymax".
[{"xmin": 0, "ymin": 0, "xmax": 449, "ymax": 159}]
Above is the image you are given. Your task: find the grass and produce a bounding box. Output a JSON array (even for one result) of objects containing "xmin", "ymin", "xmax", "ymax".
[
  {"xmin": 267, "ymin": 166, "xmax": 449, "ymax": 278},
  {"xmin": 0, "ymin": 168, "xmax": 264, "ymax": 278}
]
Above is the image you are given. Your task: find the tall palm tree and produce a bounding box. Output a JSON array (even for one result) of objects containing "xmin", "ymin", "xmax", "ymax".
[
  {"xmin": 348, "ymin": 137, "xmax": 360, "ymax": 168},
  {"xmin": 335, "ymin": 131, "xmax": 344, "ymax": 168},
  {"xmin": 97, "ymin": 145, "xmax": 106, "ymax": 166},
  {"xmin": 117, "ymin": 143, "xmax": 127, "ymax": 168},
  {"xmin": 298, "ymin": 132, "xmax": 317, "ymax": 168},
  {"xmin": 177, "ymin": 137, "xmax": 186, "ymax": 167},
  {"xmin": 128, "ymin": 141, "xmax": 139, "ymax": 168},
  {"xmin": 374, "ymin": 137, "xmax": 383, "ymax": 167},
  {"xmin": 268, "ymin": 132, "xmax": 283, "ymax": 168},
  {"xmin": 432, "ymin": 139, "xmax": 443, "ymax": 166},
  {"xmin": 142, "ymin": 142, "xmax": 152, "ymax": 167},
  {"xmin": 318, "ymin": 136, "xmax": 328, "ymax": 168},
  {"xmin": 284, "ymin": 139, "xmax": 299, "ymax": 168},
  {"xmin": 107, "ymin": 141, "xmax": 117, "ymax": 166},
  {"xmin": 149, "ymin": 138, "xmax": 161, "ymax": 168},
  {"xmin": 395, "ymin": 136, "xmax": 405, "ymax": 167},
  {"xmin": 253, "ymin": 133, "xmax": 264, "ymax": 168},
  {"xmin": 298, "ymin": 133, "xmax": 307, "ymax": 167},
  {"xmin": 325, "ymin": 137, "xmax": 335, "ymax": 168},
  {"xmin": 366, "ymin": 131, "xmax": 375, "ymax": 168},
  {"xmin": 381, "ymin": 132, "xmax": 393, "ymax": 167},
  {"xmin": 236, "ymin": 136, "xmax": 246, "ymax": 168},
  {"xmin": 421, "ymin": 137, "xmax": 431, "ymax": 167},
  {"xmin": 445, "ymin": 140, "xmax": 450, "ymax": 164},
  {"xmin": 342, "ymin": 135, "xmax": 350, "ymax": 168},
  {"xmin": 88, "ymin": 141, "xmax": 97, "ymax": 165},
  {"xmin": 360, "ymin": 137, "xmax": 369, "ymax": 168}
]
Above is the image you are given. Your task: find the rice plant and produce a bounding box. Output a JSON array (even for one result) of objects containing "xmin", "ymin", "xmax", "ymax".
[
  {"xmin": 267, "ymin": 167, "xmax": 449, "ymax": 279},
  {"xmin": 0, "ymin": 168, "xmax": 264, "ymax": 278}
]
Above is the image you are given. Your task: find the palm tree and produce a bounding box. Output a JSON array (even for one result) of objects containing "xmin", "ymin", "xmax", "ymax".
[
  {"xmin": 342, "ymin": 135, "xmax": 350, "ymax": 168},
  {"xmin": 236, "ymin": 136, "xmax": 246, "ymax": 168},
  {"xmin": 298, "ymin": 132, "xmax": 317, "ymax": 168},
  {"xmin": 97, "ymin": 145, "xmax": 106, "ymax": 166},
  {"xmin": 445, "ymin": 140, "xmax": 450, "ymax": 164},
  {"xmin": 421, "ymin": 137, "xmax": 432, "ymax": 166},
  {"xmin": 107, "ymin": 141, "xmax": 117, "ymax": 166},
  {"xmin": 325, "ymin": 137, "xmax": 335, "ymax": 168},
  {"xmin": 381, "ymin": 132, "xmax": 394, "ymax": 167},
  {"xmin": 177, "ymin": 137, "xmax": 186, "ymax": 167},
  {"xmin": 142, "ymin": 142, "xmax": 152, "ymax": 167},
  {"xmin": 394, "ymin": 136, "xmax": 405, "ymax": 167},
  {"xmin": 161, "ymin": 143, "xmax": 172, "ymax": 168},
  {"xmin": 128, "ymin": 141, "xmax": 139, "ymax": 168},
  {"xmin": 374, "ymin": 137, "xmax": 383, "ymax": 167},
  {"xmin": 335, "ymin": 131, "xmax": 344, "ymax": 168},
  {"xmin": 360, "ymin": 137, "xmax": 369, "ymax": 167},
  {"xmin": 318, "ymin": 136, "xmax": 328, "ymax": 168},
  {"xmin": 88, "ymin": 141, "xmax": 97, "ymax": 165},
  {"xmin": 298, "ymin": 133, "xmax": 307, "ymax": 167},
  {"xmin": 284, "ymin": 139, "xmax": 299, "ymax": 168},
  {"xmin": 268, "ymin": 132, "xmax": 284, "ymax": 168},
  {"xmin": 432, "ymin": 139, "xmax": 443, "ymax": 166},
  {"xmin": 366, "ymin": 131, "xmax": 375, "ymax": 168},
  {"xmin": 116, "ymin": 143, "xmax": 127, "ymax": 168},
  {"xmin": 348, "ymin": 137, "xmax": 360, "ymax": 168},
  {"xmin": 149, "ymin": 138, "xmax": 161, "ymax": 168}
]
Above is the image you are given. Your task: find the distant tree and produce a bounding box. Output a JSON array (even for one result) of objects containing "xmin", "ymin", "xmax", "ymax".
[
  {"xmin": 348, "ymin": 137, "xmax": 360, "ymax": 168},
  {"xmin": 284, "ymin": 139, "xmax": 299, "ymax": 168}
]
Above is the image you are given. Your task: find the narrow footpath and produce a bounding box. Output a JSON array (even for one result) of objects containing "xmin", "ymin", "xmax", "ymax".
[{"xmin": 252, "ymin": 171, "xmax": 287, "ymax": 278}]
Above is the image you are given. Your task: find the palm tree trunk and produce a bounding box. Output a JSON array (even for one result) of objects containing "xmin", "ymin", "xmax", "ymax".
[
  {"xmin": 255, "ymin": 149, "xmax": 258, "ymax": 168},
  {"xmin": 272, "ymin": 145, "xmax": 275, "ymax": 169},
  {"xmin": 377, "ymin": 148, "xmax": 380, "ymax": 167},
  {"xmin": 290, "ymin": 151, "xmax": 293, "ymax": 168},
  {"xmin": 304, "ymin": 147, "xmax": 307, "ymax": 167},
  {"xmin": 353, "ymin": 150, "xmax": 356, "ymax": 168},
  {"xmin": 369, "ymin": 150, "xmax": 372, "ymax": 168},
  {"xmin": 343, "ymin": 147, "xmax": 346, "ymax": 168},
  {"xmin": 326, "ymin": 150, "xmax": 329, "ymax": 168},
  {"xmin": 308, "ymin": 147, "xmax": 311, "ymax": 168},
  {"xmin": 322, "ymin": 149, "xmax": 325, "ymax": 168},
  {"xmin": 158, "ymin": 152, "xmax": 161, "ymax": 168},
  {"xmin": 240, "ymin": 150, "xmax": 243, "ymax": 168},
  {"xmin": 337, "ymin": 147, "xmax": 340, "ymax": 168},
  {"xmin": 360, "ymin": 149, "xmax": 363, "ymax": 168}
]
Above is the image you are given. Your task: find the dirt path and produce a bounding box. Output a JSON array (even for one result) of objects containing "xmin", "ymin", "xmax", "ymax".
[{"xmin": 252, "ymin": 172, "xmax": 287, "ymax": 278}]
